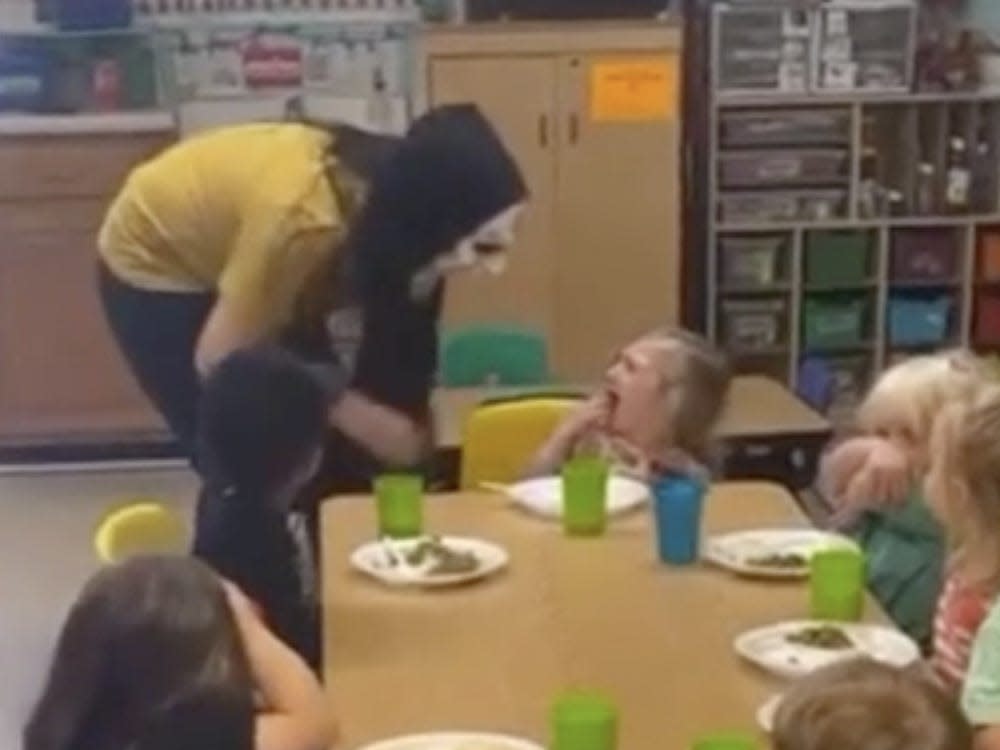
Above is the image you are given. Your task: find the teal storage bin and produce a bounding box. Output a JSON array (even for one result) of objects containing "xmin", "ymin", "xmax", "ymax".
[
  {"xmin": 805, "ymin": 231, "xmax": 871, "ymax": 286},
  {"xmin": 803, "ymin": 297, "xmax": 867, "ymax": 349},
  {"xmin": 441, "ymin": 324, "xmax": 549, "ymax": 387},
  {"xmin": 888, "ymin": 295, "xmax": 951, "ymax": 347}
]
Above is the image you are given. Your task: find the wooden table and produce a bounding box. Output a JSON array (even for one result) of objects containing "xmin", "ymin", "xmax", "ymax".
[
  {"xmin": 432, "ymin": 375, "xmax": 829, "ymax": 450},
  {"xmin": 321, "ymin": 481, "xmax": 882, "ymax": 749}
]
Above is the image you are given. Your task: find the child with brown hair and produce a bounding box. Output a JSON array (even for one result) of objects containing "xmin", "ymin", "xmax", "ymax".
[
  {"xmin": 922, "ymin": 385, "xmax": 1000, "ymax": 750},
  {"xmin": 526, "ymin": 328, "xmax": 731, "ymax": 481},
  {"xmin": 773, "ymin": 658, "xmax": 972, "ymax": 750}
]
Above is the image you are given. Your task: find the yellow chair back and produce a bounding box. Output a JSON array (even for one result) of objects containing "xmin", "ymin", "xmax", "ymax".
[
  {"xmin": 94, "ymin": 501, "xmax": 187, "ymax": 564},
  {"xmin": 459, "ymin": 396, "xmax": 579, "ymax": 489}
]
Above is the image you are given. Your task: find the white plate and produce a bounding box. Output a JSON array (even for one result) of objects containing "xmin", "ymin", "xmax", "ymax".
[
  {"xmin": 734, "ymin": 620, "xmax": 920, "ymax": 680},
  {"xmin": 502, "ymin": 475, "xmax": 648, "ymax": 519},
  {"xmin": 350, "ymin": 536, "xmax": 509, "ymax": 588},
  {"xmin": 357, "ymin": 732, "xmax": 544, "ymax": 750},
  {"xmin": 757, "ymin": 694, "xmax": 782, "ymax": 733},
  {"xmin": 705, "ymin": 529, "xmax": 858, "ymax": 579}
]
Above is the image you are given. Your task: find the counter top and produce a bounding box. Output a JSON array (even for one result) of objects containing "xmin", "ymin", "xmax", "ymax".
[{"xmin": 0, "ymin": 111, "xmax": 176, "ymax": 136}]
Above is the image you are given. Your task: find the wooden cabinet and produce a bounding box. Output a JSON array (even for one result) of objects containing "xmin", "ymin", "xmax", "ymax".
[
  {"xmin": 0, "ymin": 133, "xmax": 172, "ymax": 446},
  {"xmin": 426, "ymin": 23, "xmax": 682, "ymax": 380}
]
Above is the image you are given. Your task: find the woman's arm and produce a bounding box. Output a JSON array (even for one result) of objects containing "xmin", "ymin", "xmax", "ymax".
[
  {"xmin": 226, "ymin": 584, "xmax": 337, "ymax": 750},
  {"xmin": 328, "ymin": 390, "xmax": 428, "ymax": 468}
]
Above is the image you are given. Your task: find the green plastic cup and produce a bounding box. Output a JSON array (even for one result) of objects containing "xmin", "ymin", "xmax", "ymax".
[
  {"xmin": 690, "ymin": 732, "xmax": 759, "ymax": 750},
  {"xmin": 374, "ymin": 473, "xmax": 424, "ymax": 538},
  {"xmin": 551, "ymin": 692, "xmax": 618, "ymax": 750},
  {"xmin": 561, "ymin": 457, "xmax": 610, "ymax": 536},
  {"xmin": 809, "ymin": 547, "xmax": 866, "ymax": 622}
]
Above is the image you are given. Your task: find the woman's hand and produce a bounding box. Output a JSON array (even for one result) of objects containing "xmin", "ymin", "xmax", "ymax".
[{"xmin": 822, "ymin": 436, "xmax": 911, "ymax": 517}]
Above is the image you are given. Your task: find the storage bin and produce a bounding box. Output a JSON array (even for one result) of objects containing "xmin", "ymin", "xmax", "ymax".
[
  {"xmin": 718, "ymin": 189, "xmax": 846, "ymax": 224},
  {"xmin": 715, "ymin": 5, "xmax": 812, "ymax": 93},
  {"xmin": 891, "ymin": 229, "xmax": 958, "ymax": 282},
  {"xmin": 980, "ymin": 231, "xmax": 1000, "ymax": 281},
  {"xmin": 719, "ymin": 149, "xmax": 848, "ymax": 189},
  {"xmin": 803, "ymin": 296, "xmax": 867, "ymax": 349},
  {"xmin": 720, "ymin": 235, "xmax": 786, "ymax": 288},
  {"xmin": 720, "ymin": 297, "xmax": 787, "ymax": 351},
  {"xmin": 720, "ymin": 109, "xmax": 850, "ymax": 147},
  {"xmin": 53, "ymin": 0, "xmax": 131, "ymax": 29},
  {"xmin": 975, "ymin": 293, "xmax": 1000, "ymax": 345},
  {"xmin": 888, "ymin": 295, "xmax": 952, "ymax": 347},
  {"xmin": 0, "ymin": 47, "xmax": 48, "ymax": 112},
  {"xmin": 805, "ymin": 231, "xmax": 870, "ymax": 286}
]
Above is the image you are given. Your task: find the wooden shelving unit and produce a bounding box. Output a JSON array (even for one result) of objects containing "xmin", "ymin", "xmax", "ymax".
[{"xmin": 703, "ymin": 0, "xmax": 1000, "ymax": 417}]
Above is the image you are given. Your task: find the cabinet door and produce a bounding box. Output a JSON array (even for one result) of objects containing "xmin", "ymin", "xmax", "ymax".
[
  {"xmin": 0, "ymin": 201, "xmax": 164, "ymax": 443},
  {"xmin": 428, "ymin": 55, "xmax": 558, "ymax": 340},
  {"xmin": 553, "ymin": 52, "xmax": 682, "ymax": 380}
]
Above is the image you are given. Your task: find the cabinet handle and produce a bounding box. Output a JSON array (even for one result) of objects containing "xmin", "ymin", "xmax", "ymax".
[
  {"xmin": 538, "ymin": 114, "xmax": 549, "ymax": 148},
  {"xmin": 568, "ymin": 113, "xmax": 580, "ymax": 145}
]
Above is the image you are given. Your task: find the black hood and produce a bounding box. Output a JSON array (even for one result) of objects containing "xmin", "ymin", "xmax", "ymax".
[{"xmin": 345, "ymin": 103, "xmax": 527, "ymax": 299}]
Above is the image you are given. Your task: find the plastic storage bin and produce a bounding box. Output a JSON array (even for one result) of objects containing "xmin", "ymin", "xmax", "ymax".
[
  {"xmin": 720, "ymin": 297, "xmax": 787, "ymax": 351},
  {"xmin": 0, "ymin": 47, "xmax": 48, "ymax": 112},
  {"xmin": 719, "ymin": 149, "xmax": 848, "ymax": 189},
  {"xmin": 719, "ymin": 235, "xmax": 786, "ymax": 288},
  {"xmin": 888, "ymin": 295, "xmax": 952, "ymax": 346},
  {"xmin": 980, "ymin": 231, "xmax": 1000, "ymax": 281},
  {"xmin": 718, "ymin": 189, "xmax": 846, "ymax": 224},
  {"xmin": 803, "ymin": 296, "xmax": 867, "ymax": 349},
  {"xmin": 52, "ymin": 0, "xmax": 131, "ymax": 29},
  {"xmin": 714, "ymin": 5, "xmax": 812, "ymax": 94},
  {"xmin": 720, "ymin": 108, "xmax": 851, "ymax": 147},
  {"xmin": 805, "ymin": 231, "xmax": 870, "ymax": 286},
  {"xmin": 975, "ymin": 293, "xmax": 1000, "ymax": 345},
  {"xmin": 891, "ymin": 229, "xmax": 958, "ymax": 281}
]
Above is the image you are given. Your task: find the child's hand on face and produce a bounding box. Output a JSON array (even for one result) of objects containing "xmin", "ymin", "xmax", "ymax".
[
  {"xmin": 823, "ymin": 436, "xmax": 911, "ymax": 521},
  {"xmin": 557, "ymin": 391, "xmax": 613, "ymax": 443}
]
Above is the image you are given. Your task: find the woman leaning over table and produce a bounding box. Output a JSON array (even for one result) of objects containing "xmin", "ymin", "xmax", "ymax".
[{"xmin": 96, "ymin": 104, "xmax": 527, "ymax": 493}]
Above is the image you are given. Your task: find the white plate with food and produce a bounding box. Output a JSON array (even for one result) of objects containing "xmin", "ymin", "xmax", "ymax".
[
  {"xmin": 704, "ymin": 529, "xmax": 859, "ymax": 579},
  {"xmin": 757, "ymin": 694, "xmax": 782, "ymax": 733},
  {"xmin": 496, "ymin": 475, "xmax": 648, "ymax": 519},
  {"xmin": 734, "ymin": 620, "xmax": 920, "ymax": 680},
  {"xmin": 350, "ymin": 536, "xmax": 509, "ymax": 587},
  {"xmin": 357, "ymin": 732, "xmax": 544, "ymax": 750}
]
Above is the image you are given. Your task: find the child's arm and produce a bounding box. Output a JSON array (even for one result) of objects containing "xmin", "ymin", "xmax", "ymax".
[
  {"xmin": 976, "ymin": 727, "xmax": 1000, "ymax": 750},
  {"xmin": 523, "ymin": 394, "xmax": 610, "ymax": 477},
  {"xmin": 822, "ymin": 436, "xmax": 911, "ymax": 517},
  {"xmin": 226, "ymin": 583, "xmax": 338, "ymax": 750}
]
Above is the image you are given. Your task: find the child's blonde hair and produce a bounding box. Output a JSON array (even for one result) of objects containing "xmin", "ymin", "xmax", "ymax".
[
  {"xmin": 773, "ymin": 658, "xmax": 971, "ymax": 750},
  {"xmin": 857, "ymin": 350, "xmax": 988, "ymax": 446},
  {"xmin": 641, "ymin": 327, "xmax": 731, "ymax": 463},
  {"xmin": 929, "ymin": 384, "xmax": 1000, "ymax": 588}
]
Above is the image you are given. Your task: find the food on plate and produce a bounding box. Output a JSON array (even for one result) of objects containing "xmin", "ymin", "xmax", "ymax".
[
  {"xmin": 746, "ymin": 552, "xmax": 808, "ymax": 569},
  {"xmin": 786, "ymin": 625, "xmax": 853, "ymax": 650},
  {"xmin": 405, "ymin": 537, "xmax": 480, "ymax": 576}
]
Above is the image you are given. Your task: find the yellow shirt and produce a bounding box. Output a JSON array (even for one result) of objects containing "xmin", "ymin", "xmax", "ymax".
[{"xmin": 98, "ymin": 123, "xmax": 347, "ymax": 335}]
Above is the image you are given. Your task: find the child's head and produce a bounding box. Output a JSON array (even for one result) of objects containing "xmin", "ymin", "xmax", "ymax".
[
  {"xmin": 25, "ymin": 555, "xmax": 254, "ymax": 750},
  {"xmin": 857, "ymin": 350, "xmax": 988, "ymax": 470},
  {"xmin": 603, "ymin": 328, "xmax": 731, "ymax": 462},
  {"xmin": 198, "ymin": 346, "xmax": 328, "ymax": 505},
  {"xmin": 773, "ymin": 658, "xmax": 971, "ymax": 750},
  {"xmin": 925, "ymin": 384, "xmax": 1000, "ymax": 584}
]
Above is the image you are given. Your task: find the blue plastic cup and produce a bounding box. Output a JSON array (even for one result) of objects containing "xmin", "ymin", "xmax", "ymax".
[{"xmin": 652, "ymin": 475, "xmax": 706, "ymax": 565}]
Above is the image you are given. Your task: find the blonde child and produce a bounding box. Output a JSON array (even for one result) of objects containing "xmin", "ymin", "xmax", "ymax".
[
  {"xmin": 526, "ymin": 328, "xmax": 731, "ymax": 481},
  {"xmin": 772, "ymin": 658, "xmax": 972, "ymax": 750},
  {"xmin": 923, "ymin": 386, "xmax": 1000, "ymax": 748},
  {"xmin": 821, "ymin": 351, "xmax": 989, "ymax": 645}
]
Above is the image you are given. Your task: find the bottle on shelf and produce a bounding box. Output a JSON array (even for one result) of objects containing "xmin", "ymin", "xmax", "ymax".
[
  {"xmin": 946, "ymin": 136, "xmax": 971, "ymax": 214},
  {"xmin": 972, "ymin": 140, "xmax": 996, "ymax": 214},
  {"xmin": 857, "ymin": 145, "xmax": 881, "ymax": 218},
  {"xmin": 916, "ymin": 161, "xmax": 937, "ymax": 214}
]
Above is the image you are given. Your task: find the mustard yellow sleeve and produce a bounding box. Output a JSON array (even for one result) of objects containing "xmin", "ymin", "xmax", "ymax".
[{"xmin": 218, "ymin": 212, "xmax": 338, "ymax": 336}]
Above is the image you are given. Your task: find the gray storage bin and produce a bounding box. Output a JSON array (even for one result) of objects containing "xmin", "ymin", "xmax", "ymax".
[
  {"xmin": 721, "ymin": 297, "xmax": 788, "ymax": 350},
  {"xmin": 715, "ymin": 5, "xmax": 812, "ymax": 93},
  {"xmin": 719, "ymin": 149, "xmax": 848, "ymax": 188},
  {"xmin": 718, "ymin": 189, "xmax": 847, "ymax": 224},
  {"xmin": 720, "ymin": 235, "xmax": 787, "ymax": 287},
  {"xmin": 720, "ymin": 109, "xmax": 850, "ymax": 147}
]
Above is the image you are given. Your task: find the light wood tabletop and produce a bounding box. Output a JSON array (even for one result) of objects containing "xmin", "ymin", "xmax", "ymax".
[
  {"xmin": 321, "ymin": 481, "xmax": 880, "ymax": 749},
  {"xmin": 431, "ymin": 375, "xmax": 830, "ymax": 450}
]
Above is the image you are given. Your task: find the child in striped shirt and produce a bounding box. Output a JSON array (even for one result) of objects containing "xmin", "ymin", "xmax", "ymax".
[{"xmin": 923, "ymin": 385, "xmax": 1000, "ymax": 747}]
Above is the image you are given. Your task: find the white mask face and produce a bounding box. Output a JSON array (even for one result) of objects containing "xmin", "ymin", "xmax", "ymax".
[{"xmin": 409, "ymin": 202, "xmax": 525, "ymax": 300}]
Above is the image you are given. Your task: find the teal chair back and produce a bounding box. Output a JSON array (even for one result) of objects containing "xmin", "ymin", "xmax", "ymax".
[{"xmin": 441, "ymin": 325, "xmax": 549, "ymax": 386}]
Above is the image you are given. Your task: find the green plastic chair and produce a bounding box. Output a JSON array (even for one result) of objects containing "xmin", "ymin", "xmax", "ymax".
[{"xmin": 441, "ymin": 324, "xmax": 549, "ymax": 386}]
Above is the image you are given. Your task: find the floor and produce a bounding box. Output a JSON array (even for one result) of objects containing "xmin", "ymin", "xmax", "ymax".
[{"xmin": 0, "ymin": 463, "xmax": 197, "ymax": 747}]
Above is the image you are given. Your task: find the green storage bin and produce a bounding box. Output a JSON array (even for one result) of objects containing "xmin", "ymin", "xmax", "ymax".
[
  {"xmin": 803, "ymin": 297, "xmax": 867, "ymax": 349},
  {"xmin": 805, "ymin": 231, "xmax": 870, "ymax": 286}
]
